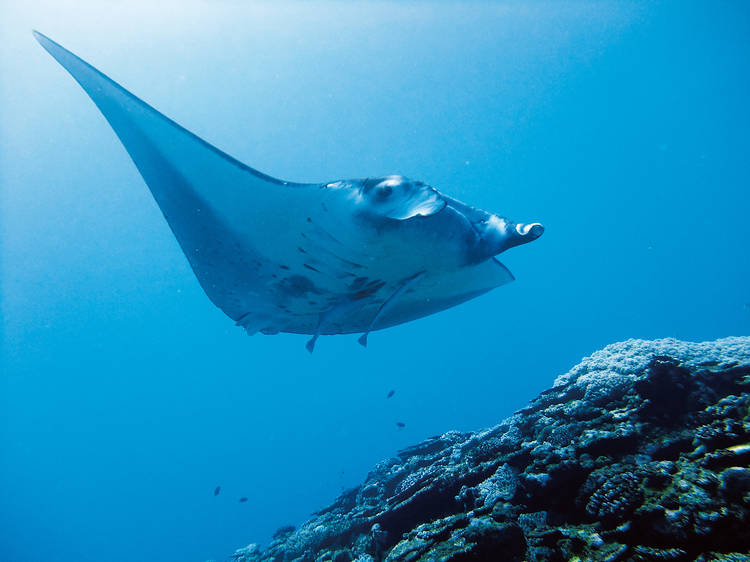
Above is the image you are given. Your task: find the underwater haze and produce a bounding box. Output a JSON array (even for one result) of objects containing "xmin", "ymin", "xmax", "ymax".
[{"xmin": 1, "ymin": 2, "xmax": 748, "ymax": 561}]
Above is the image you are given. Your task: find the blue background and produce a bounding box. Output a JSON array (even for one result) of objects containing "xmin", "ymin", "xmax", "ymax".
[{"xmin": 1, "ymin": 2, "xmax": 748, "ymax": 561}]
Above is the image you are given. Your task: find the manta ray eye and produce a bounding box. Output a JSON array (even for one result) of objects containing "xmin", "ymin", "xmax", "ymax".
[{"xmin": 370, "ymin": 183, "xmax": 393, "ymax": 201}]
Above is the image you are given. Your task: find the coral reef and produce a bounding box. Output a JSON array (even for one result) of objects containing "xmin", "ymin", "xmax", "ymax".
[{"xmin": 233, "ymin": 337, "xmax": 750, "ymax": 561}]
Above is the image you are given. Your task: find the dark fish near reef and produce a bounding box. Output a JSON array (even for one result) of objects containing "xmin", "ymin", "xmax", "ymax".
[
  {"xmin": 213, "ymin": 486, "xmax": 221, "ymax": 497},
  {"xmin": 33, "ymin": 32, "xmax": 544, "ymax": 352},
  {"xmin": 239, "ymin": 497, "xmax": 248, "ymax": 503},
  {"xmin": 387, "ymin": 390, "xmax": 395, "ymax": 399}
]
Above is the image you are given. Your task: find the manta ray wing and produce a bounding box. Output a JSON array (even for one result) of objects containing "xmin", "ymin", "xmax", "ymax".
[{"xmin": 33, "ymin": 31, "xmax": 360, "ymax": 333}]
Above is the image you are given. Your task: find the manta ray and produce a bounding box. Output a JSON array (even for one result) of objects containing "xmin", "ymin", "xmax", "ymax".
[{"xmin": 34, "ymin": 31, "xmax": 544, "ymax": 352}]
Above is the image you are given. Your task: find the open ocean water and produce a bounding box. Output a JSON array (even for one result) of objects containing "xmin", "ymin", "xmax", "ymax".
[{"xmin": 1, "ymin": 2, "xmax": 748, "ymax": 561}]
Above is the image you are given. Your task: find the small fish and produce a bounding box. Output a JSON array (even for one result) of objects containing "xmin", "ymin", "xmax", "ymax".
[
  {"xmin": 387, "ymin": 390, "xmax": 395, "ymax": 399},
  {"xmin": 396, "ymin": 422, "xmax": 405, "ymax": 429},
  {"xmin": 213, "ymin": 486, "xmax": 221, "ymax": 496},
  {"xmin": 239, "ymin": 497, "xmax": 248, "ymax": 503}
]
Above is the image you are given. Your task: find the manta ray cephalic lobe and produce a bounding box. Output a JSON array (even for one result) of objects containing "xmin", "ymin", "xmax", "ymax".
[{"xmin": 33, "ymin": 31, "xmax": 544, "ymax": 352}]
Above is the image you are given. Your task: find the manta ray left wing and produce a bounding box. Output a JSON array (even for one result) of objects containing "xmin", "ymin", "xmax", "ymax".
[{"xmin": 33, "ymin": 31, "xmax": 335, "ymax": 327}]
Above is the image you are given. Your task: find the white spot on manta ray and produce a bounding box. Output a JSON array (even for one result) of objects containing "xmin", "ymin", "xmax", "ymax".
[{"xmin": 33, "ymin": 30, "xmax": 544, "ymax": 351}]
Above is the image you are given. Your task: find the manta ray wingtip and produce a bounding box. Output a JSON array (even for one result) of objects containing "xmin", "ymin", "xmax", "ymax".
[
  {"xmin": 32, "ymin": 31, "xmax": 77, "ymax": 66},
  {"xmin": 32, "ymin": 30, "xmax": 54, "ymax": 48}
]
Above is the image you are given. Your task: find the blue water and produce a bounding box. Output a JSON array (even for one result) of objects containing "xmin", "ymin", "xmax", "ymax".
[{"xmin": 1, "ymin": 2, "xmax": 748, "ymax": 561}]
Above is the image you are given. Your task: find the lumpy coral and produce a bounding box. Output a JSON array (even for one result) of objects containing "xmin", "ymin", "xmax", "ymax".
[{"xmin": 232, "ymin": 337, "xmax": 750, "ymax": 561}]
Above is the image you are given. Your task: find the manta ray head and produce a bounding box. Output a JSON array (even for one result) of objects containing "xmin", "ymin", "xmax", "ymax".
[{"xmin": 353, "ymin": 175, "xmax": 543, "ymax": 268}]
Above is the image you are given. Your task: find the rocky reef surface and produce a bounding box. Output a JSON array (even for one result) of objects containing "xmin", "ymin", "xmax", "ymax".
[{"xmin": 233, "ymin": 337, "xmax": 750, "ymax": 561}]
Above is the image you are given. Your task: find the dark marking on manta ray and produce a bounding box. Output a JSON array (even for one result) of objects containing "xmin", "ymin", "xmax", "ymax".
[
  {"xmin": 278, "ymin": 275, "xmax": 321, "ymax": 297},
  {"xmin": 239, "ymin": 497, "xmax": 248, "ymax": 503},
  {"xmin": 387, "ymin": 390, "xmax": 395, "ymax": 399},
  {"xmin": 353, "ymin": 290, "xmax": 376, "ymax": 301},
  {"xmin": 352, "ymin": 280, "xmax": 386, "ymax": 300},
  {"xmin": 333, "ymin": 255, "xmax": 363, "ymax": 269},
  {"xmin": 351, "ymin": 277, "xmax": 368, "ymax": 290},
  {"xmin": 214, "ymin": 486, "xmax": 221, "ymax": 496}
]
